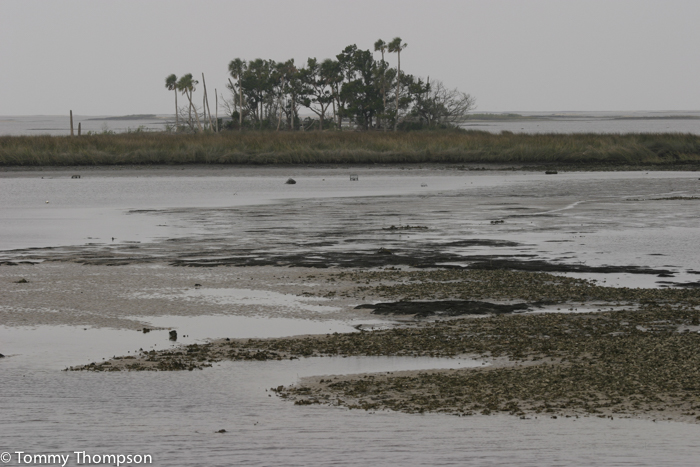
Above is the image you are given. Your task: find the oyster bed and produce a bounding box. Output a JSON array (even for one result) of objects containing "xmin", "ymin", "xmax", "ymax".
[{"xmin": 67, "ymin": 268, "xmax": 700, "ymax": 423}]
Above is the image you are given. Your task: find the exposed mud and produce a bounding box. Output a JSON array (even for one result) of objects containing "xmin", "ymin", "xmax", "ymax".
[
  {"xmin": 660, "ymin": 280, "xmax": 700, "ymax": 288},
  {"xmin": 166, "ymin": 250, "xmax": 674, "ymax": 276},
  {"xmin": 5, "ymin": 240, "xmax": 674, "ymax": 277}
]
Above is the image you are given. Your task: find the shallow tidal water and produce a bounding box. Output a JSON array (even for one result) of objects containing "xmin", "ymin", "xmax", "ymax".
[
  {"xmin": 2, "ymin": 167, "xmax": 700, "ymax": 465},
  {"xmin": 2, "ymin": 349, "xmax": 699, "ymax": 467}
]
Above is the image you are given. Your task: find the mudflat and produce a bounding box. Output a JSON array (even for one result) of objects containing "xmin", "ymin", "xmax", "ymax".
[{"xmin": 3, "ymin": 166, "xmax": 700, "ymax": 426}]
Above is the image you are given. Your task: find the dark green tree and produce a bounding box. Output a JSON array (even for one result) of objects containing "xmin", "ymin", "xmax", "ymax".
[
  {"xmin": 337, "ymin": 45, "xmax": 382, "ymax": 130},
  {"xmin": 241, "ymin": 59, "xmax": 274, "ymax": 129},
  {"xmin": 275, "ymin": 59, "xmax": 301, "ymax": 130},
  {"xmin": 320, "ymin": 59, "xmax": 344, "ymax": 130},
  {"xmin": 299, "ymin": 58, "xmax": 336, "ymax": 130}
]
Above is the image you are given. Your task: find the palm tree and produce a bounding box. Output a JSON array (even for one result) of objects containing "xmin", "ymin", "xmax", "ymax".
[
  {"xmin": 228, "ymin": 58, "xmax": 247, "ymax": 131},
  {"xmin": 165, "ymin": 74, "xmax": 179, "ymax": 130},
  {"xmin": 374, "ymin": 39, "xmax": 387, "ymax": 131},
  {"xmin": 176, "ymin": 73, "xmax": 203, "ymax": 132},
  {"xmin": 388, "ymin": 37, "xmax": 407, "ymax": 131}
]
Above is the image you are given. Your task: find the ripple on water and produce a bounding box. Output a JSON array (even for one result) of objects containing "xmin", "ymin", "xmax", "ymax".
[{"xmin": 2, "ymin": 355, "xmax": 700, "ymax": 466}]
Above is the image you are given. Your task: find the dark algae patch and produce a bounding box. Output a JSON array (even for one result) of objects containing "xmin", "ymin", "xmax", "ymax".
[
  {"xmin": 169, "ymin": 250, "xmax": 673, "ymax": 275},
  {"xmin": 355, "ymin": 300, "xmax": 531, "ymax": 318}
]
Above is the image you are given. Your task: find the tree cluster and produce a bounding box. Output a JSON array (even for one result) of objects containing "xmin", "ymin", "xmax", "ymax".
[
  {"xmin": 166, "ymin": 38, "xmax": 475, "ymax": 132},
  {"xmin": 165, "ymin": 73, "xmax": 218, "ymax": 132}
]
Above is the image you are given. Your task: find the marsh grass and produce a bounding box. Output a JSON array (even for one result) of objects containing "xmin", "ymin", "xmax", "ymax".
[{"xmin": 2, "ymin": 130, "xmax": 700, "ymax": 166}]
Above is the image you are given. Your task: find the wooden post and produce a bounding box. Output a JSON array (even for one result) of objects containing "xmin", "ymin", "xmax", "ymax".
[
  {"xmin": 215, "ymin": 88, "xmax": 218, "ymax": 133},
  {"xmin": 70, "ymin": 110, "xmax": 74, "ymax": 136},
  {"xmin": 202, "ymin": 74, "xmax": 207, "ymax": 126},
  {"xmin": 78, "ymin": 122, "xmax": 81, "ymax": 136}
]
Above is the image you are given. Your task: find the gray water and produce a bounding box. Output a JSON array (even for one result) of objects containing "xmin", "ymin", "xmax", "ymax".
[
  {"xmin": 3, "ymin": 356, "xmax": 699, "ymax": 467},
  {"xmin": 0, "ymin": 115, "xmax": 171, "ymax": 136},
  {"xmin": 2, "ymin": 168, "xmax": 700, "ymax": 466},
  {"xmin": 2, "ymin": 111, "xmax": 700, "ymax": 135},
  {"xmin": 463, "ymin": 110, "xmax": 700, "ymax": 134},
  {"xmin": 2, "ymin": 321, "xmax": 699, "ymax": 467}
]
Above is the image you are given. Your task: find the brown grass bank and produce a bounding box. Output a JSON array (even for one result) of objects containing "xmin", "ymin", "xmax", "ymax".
[{"xmin": 2, "ymin": 131, "xmax": 700, "ymax": 166}]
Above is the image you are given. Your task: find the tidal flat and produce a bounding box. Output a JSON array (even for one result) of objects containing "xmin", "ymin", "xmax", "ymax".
[
  {"xmin": 2, "ymin": 166, "xmax": 700, "ymax": 465},
  {"xmin": 66, "ymin": 268, "xmax": 700, "ymax": 423}
]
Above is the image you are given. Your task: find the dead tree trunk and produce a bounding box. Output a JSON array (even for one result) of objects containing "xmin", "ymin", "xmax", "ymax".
[
  {"xmin": 187, "ymin": 90, "xmax": 203, "ymax": 132},
  {"xmin": 202, "ymin": 73, "xmax": 214, "ymax": 131},
  {"xmin": 175, "ymin": 89, "xmax": 179, "ymax": 129},
  {"xmin": 239, "ymin": 83, "xmax": 243, "ymax": 131},
  {"xmin": 394, "ymin": 51, "xmax": 400, "ymax": 132}
]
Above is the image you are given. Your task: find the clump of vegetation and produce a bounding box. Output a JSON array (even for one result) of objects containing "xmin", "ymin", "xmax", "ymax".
[{"xmin": 165, "ymin": 38, "xmax": 474, "ymax": 134}]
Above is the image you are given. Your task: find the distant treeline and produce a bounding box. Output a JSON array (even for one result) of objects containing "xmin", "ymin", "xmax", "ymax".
[
  {"xmin": 166, "ymin": 38, "xmax": 475, "ymax": 133},
  {"xmin": 3, "ymin": 131, "xmax": 700, "ymax": 167}
]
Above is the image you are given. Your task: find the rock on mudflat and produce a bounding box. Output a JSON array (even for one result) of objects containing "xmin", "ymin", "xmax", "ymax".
[
  {"xmin": 169, "ymin": 330, "xmax": 177, "ymax": 341},
  {"xmin": 285, "ymin": 178, "xmax": 296, "ymax": 184}
]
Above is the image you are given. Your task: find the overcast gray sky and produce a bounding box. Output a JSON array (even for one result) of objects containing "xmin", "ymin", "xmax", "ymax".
[{"xmin": 1, "ymin": 0, "xmax": 699, "ymax": 115}]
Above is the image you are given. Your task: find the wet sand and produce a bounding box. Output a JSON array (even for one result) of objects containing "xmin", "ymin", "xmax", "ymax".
[{"xmin": 1, "ymin": 263, "xmax": 376, "ymax": 329}]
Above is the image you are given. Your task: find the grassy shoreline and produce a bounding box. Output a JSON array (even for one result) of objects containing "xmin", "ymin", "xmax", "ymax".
[{"xmin": 3, "ymin": 131, "xmax": 700, "ymax": 167}]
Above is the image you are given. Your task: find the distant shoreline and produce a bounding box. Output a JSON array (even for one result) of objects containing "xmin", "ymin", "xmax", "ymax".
[{"xmin": 85, "ymin": 114, "xmax": 160, "ymax": 121}]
